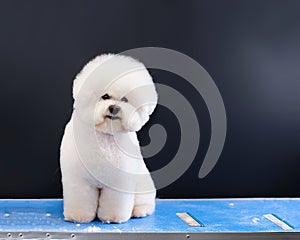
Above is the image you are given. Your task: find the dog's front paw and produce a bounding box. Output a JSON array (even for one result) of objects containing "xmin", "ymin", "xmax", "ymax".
[
  {"xmin": 132, "ymin": 204, "xmax": 155, "ymax": 218},
  {"xmin": 64, "ymin": 209, "xmax": 96, "ymax": 223},
  {"xmin": 97, "ymin": 207, "xmax": 131, "ymax": 223}
]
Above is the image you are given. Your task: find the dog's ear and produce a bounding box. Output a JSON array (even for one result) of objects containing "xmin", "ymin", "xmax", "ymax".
[
  {"xmin": 144, "ymin": 102, "xmax": 157, "ymax": 116},
  {"xmin": 72, "ymin": 54, "xmax": 115, "ymax": 100},
  {"xmin": 146, "ymin": 85, "xmax": 158, "ymax": 116},
  {"xmin": 136, "ymin": 87, "xmax": 157, "ymax": 129}
]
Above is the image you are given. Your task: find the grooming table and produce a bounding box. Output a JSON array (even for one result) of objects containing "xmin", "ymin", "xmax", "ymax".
[{"xmin": 0, "ymin": 199, "xmax": 299, "ymax": 239}]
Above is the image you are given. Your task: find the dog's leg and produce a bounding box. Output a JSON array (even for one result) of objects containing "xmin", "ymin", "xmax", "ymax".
[
  {"xmin": 97, "ymin": 187, "xmax": 134, "ymax": 223},
  {"xmin": 132, "ymin": 173, "xmax": 156, "ymax": 218},
  {"xmin": 63, "ymin": 178, "xmax": 99, "ymax": 223},
  {"xmin": 60, "ymin": 121, "xmax": 99, "ymax": 223},
  {"xmin": 132, "ymin": 160, "xmax": 156, "ymax": 218}
]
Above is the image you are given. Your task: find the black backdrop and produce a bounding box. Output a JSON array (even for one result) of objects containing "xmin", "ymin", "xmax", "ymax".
[{"xmin": 0, "ymin": 0, "xmax": 300, "ymax": 198}]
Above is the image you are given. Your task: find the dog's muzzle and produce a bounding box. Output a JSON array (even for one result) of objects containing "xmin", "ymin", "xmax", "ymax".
[
  {"xmin": 108, "ymin": 105, "xmax": 120, "ymax": 115},
  {"xmin": 105, "ymin": 105, "xmax": 121, "ymax": 120}
]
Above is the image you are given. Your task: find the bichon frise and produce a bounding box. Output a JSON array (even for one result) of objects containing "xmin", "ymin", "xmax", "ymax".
[{"xmin": 60, "ymin": 54, "xmax": 157, "ymax": 223}]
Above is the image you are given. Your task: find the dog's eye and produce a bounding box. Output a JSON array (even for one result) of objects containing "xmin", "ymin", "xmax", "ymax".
[
  {"xmin": 101, "ymin": 94, "xmax": 110, "ymax": 100},
  {"xmin": 121, "ymin": 97, "xmax": 128, "ymax": 102}
]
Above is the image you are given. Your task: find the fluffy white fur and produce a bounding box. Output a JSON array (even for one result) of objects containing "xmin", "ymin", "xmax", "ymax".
[{"xmin": 60, "ymin": 54, "xmax": 157, "ymax": 223}]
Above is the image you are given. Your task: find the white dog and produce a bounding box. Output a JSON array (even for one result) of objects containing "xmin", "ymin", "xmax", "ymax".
[{"xmin": 60, "ymin": 54, "xmax": 157, "ymax": 223}]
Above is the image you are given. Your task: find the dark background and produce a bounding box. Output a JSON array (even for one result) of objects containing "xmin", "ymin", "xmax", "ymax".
[{"xmin": 0, "ymin": 0, "xmax": 300, "ymax": 198}]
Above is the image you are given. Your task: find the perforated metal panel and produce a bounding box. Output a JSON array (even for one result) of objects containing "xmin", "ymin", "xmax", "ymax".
[{"xmin": 0, "ymin": 199, "xmax": 299, "ymax": 239}]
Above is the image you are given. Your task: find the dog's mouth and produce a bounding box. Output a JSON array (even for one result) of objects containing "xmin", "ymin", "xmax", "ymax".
[{"xmin": 105, "ymin": 115, "xmax": 120, "ymax": 120}]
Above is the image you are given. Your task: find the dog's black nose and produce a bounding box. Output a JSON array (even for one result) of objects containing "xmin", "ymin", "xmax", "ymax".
[{"xmin": 108, "ymin": 105, "xmax": 120, "ymax": 115}]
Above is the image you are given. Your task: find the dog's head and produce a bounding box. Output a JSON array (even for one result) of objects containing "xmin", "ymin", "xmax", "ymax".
[{"xmin": 73, "ymin": 54, "xmax": 157, "ymax": 134}]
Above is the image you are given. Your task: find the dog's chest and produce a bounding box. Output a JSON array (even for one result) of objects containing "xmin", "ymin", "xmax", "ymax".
[{"xmin": 96, "ymin": 133, "xmax": 121, "ymax": 164}]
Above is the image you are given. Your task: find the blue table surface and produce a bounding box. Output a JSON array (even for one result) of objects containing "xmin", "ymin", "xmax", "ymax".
[{"xmin": 0, "ymin": 198, "xmax": 299, "ymax": 233}]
